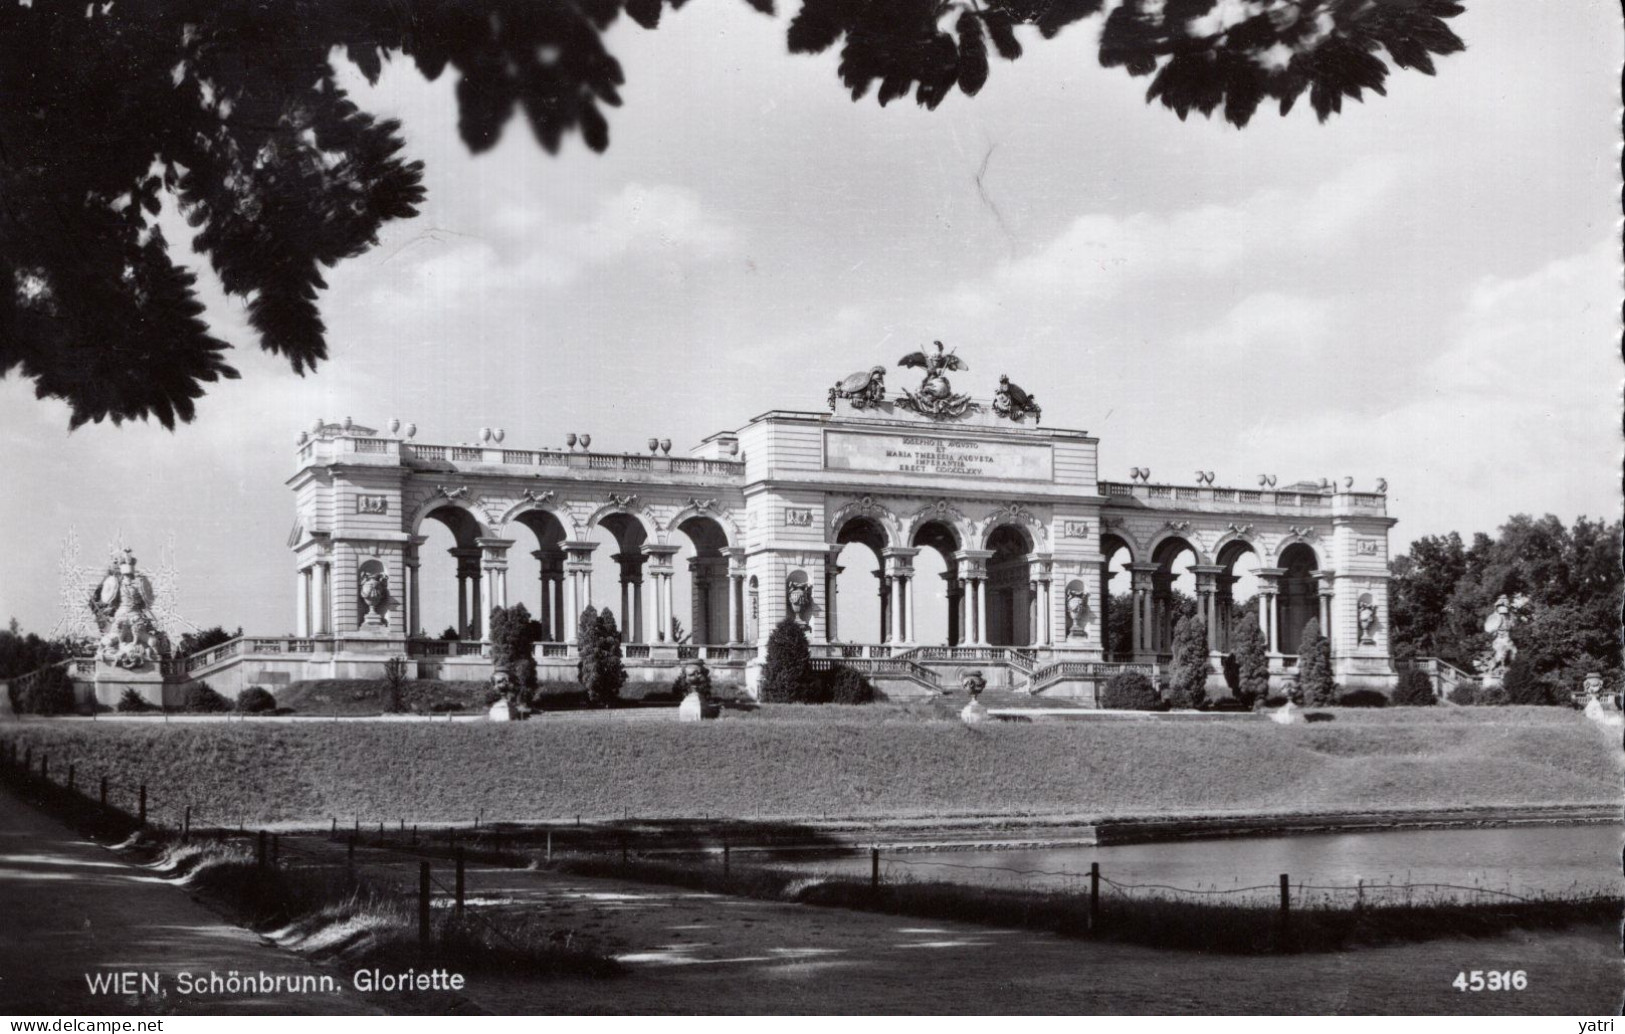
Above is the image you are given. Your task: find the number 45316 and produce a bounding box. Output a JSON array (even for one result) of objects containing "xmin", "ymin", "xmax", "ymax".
[{"xmin": 1454, "ymin": 970, "xmax": 1527, "ymax": 991}]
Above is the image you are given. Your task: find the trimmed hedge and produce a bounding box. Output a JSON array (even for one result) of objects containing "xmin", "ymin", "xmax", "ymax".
[
  {"xmin": 1101, "ymin": 671, "xmax": 1161, "ymax": 711},
  {"xmin": 1392, "ymin": 670, "xmax": 1436, "ymax": 707},
  {"xmin": 183, "ymin": 681, "xmax": 231, "ymax": 713},
  {"xmin": 235, "ymin": 687, "xmax": 277, "ymax": 713}
]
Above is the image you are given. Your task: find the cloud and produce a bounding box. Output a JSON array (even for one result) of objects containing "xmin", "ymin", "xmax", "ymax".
[
  {"xmin": 986, "ymin": 157, "xmax": 1403, "ymax": 304},
  {"xmin": 1232, "ymin": 238, "xmax": 1620, "ymax": 539},
  {"xmin": 1177, "ymin": 291, "xmax": 1336, "ymax": 356}
]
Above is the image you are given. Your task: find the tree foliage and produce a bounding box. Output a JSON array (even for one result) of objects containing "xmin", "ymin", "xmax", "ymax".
[
  {"xmin": 1230, "ymin": 612, "xmax": 1271, "ymax": 707},
  {"xmin": 0, "ymin": 0, "xmax": 1465, "ymax": 427},
  {"xmin": 1389, "ymin": 514, "xmax": 1621, "ymax": 705},
  {"xmin": 1390, "ymin": 669, "xmax": 1435, "ymax": 707},
  {"xmin": 488, "ymin": 602, "xmax": 539, "ymax": 689},
  {"xmin": 1165, "ymin": 614, "xmax": 1209, "ymax": 709},
  {"xmin": 761, "ymin": 617, "xmax": 817, "ymax": 703},
  {"xmin": 177, "ymin": 625, "xmax": 241, "ymax": 657},
  {"xmin": 1101, "ymin": 670, "xmax": 1160, "ymax": 710},
  {"xmin": 1295, "ymin": 617, "xmax": 1335, "ymax": 705},
  {"xmin": 576, "ymin": 606, "xmax": 627, "ymax": 706},
  {"xmin": 0, "ymin": 619, "xmax": 68, "ymax": 679}
]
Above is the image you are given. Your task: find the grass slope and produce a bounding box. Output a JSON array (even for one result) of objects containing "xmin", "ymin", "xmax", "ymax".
[{"xmin": 2, "ymin": 708, "xmax": 1615, "ymax": 828}]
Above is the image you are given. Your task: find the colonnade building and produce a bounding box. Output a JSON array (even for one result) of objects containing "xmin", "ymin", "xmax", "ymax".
[{"xmin": 244, "ymin": 352, "xmax": 1398, "ymax": 701}]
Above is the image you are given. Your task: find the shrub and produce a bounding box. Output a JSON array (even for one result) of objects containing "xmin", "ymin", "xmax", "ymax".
[
  {"xmin": 1296, "ymin": 618, "xmax": 1336, "ymax": 706},
  {"xmin": 382, "ymin": 656, "xmax": 409, "ymax": 713},
  {"xmin": 761, "ymin": 618, "xmax": 818, "ymax": 703},
  {"xmin": 236, "ymin": 686, "xmax": 277, "ymax": 713},
  {"xmin": 183, "ymin": 681, "xmax": 230, "ymax": 713},
  {"xmin": 19, "ymin": 664, "xmax": 76, "ymax": 715},
  {"xmin": 1165, "ymin": 616, "xmax": 1210, "ymax": 709},
  {"xmin": 1477, "ymin": 682, "xmax": 1510, "ymax": 706},
  {"xmin": 1336, "ymin": 688, "xmax": 1388, "ymax": 708},
  {"xmin": 116, "ymin": 687, "xmax": 156, "ymax": 712},
  {"xmin": 576, "ymin": 607, "xmax": 626, "ymax": 707},
  {"xmin": 1391, "ymin": 670, "xmax": 1436, "ymax": 707},
  {"xmin": 1502, "ymin": 659, "xmax": 1548, "ymax": 705},
  {"xmin": 1230, "ymin": 613, "xmax": 1271, "ymax": 707},
  {"xmin": 488, "ymin": 603, "xmax": 539, "ymax": 692},
  {"xmin": 1101, "ymin": 671, "xmax": 1160, "ymax": 711},
  {"xmin": 825, "ymin": 665, "xmax": 874, "ymax": 705},
  {"xmin": 1450, "ymin": 681, "xmax": 1478, "ymax": 706}
]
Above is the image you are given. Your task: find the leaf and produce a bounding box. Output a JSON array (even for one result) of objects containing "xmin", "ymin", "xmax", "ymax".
[
  {"xmin": 956, "ymin": 12, "xmax": 989, "ymax": 96},
  {"xmin": 1035, "ymin": 0, "xmax": 1103, "ymax": 39},
  {"xmin": 983, "ymin": 11, "xmax": 1022, "ymax": 60},
  {"xmin": 788, "ymin": 0, "xmax": 843, "ymax": 53},
  {"xmin": 624, "ymin": 0, "xmax": 662, "ymax": 30}
]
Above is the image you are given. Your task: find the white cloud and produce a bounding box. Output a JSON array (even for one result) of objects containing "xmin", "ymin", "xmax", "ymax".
[
  {"xmin": 1177, "ymin": 291, "xmax": 1336, "ymax": 355},
  {"xmin": 1233, "ymin": 238, "xmax": 1621, "ymax": 539}
]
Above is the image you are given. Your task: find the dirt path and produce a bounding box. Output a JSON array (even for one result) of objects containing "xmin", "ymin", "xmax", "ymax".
[
  {"xmin": 0, "ymin": 790, "xmax": 382, "ymax": 1016},
  {"xmin": 320, "ymin": 839, "xmax": 1621, "ymax": 1015}
]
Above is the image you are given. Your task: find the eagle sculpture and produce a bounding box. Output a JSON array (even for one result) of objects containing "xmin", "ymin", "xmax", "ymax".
[{"xmin": 993, "ymin": 373, "xmax": 1041, "ymax": 424}]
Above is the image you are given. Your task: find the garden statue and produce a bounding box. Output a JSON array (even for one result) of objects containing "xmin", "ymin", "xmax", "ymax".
[
  {"xmin": 1475, "ymin": 593, "xmax": 1528, "ymax": 687},
  {"xmin": 359, "ymin": 570, "xmax": 391, "ymax": 627},
  {"xmin": 992, "ymin": 374, "xmax": 1042, "ymax": 424},
  {"xmin": 1065, "ymin": 589, "xmax": 1088, "ymax": 639},
  {"xmin": 1356, "ymin": 597, "xmax": 1378, "ymax": 644},
  {"xmin": 828, "ymin": 366, "xmax": 887, "ymax": 411},
  {"xmin": 896, "ymin": 340, "xmax": 978, "ymax": 419},
  {"xmin": 785, "ymin": 579, "xmax": 812, "ymax": 624},
  {"xmin": 959, "ymin": 669, "xmax": 989, "ymax": 724},
  {"xmin": 91, "ymin": 548, "xmax": 165, "ymax": 670}
]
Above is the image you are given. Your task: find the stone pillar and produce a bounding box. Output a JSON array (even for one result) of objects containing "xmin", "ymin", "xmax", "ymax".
[
  {"xmin": 882, "ymin": 548, "xmax": 917, "ymax": 646},
  {"xmin": 1192, "ymin": 565, "xmax": 1224, "ymax": 653},
  {"xmin": 1313, "ymin": 569, "xmax": 1335, "ymax": 640},
  {"xmin": 642, "ymin": 544, "xmax": 679, "ymax": 644},
  {"xmin": 1257, "ymin": 568, "xmax": 1285, "ymax": 657},
  {"xmin": 1038, "ymin": 574, "xmax": 1052, "ymax": 646},
  {"xmin": 613, "ymin": 552, "xmax": 646, "ymax": 642},
  {"xmin": 297, "ymin": 567, "xmax": 312, "ymax": 637},
  {"xmin": 449, "ymin": 548, "xmax": 480, "ymax": 638},
  {"xmin": 823, "ymin": 557, "xmax": 842, "ymax": 643},
  {"xmin": 1128, "ymin": 563, "xmax": 1158, "ymax": 660},
  {"xmin": 953, "ymin": 550, "xmax": 992, "ymax": 648},
  {"xmin": 561, "ymin": 541, "xmax": 599, "ymax": 643},
  {"xmin": 943, "ymin": 573, "xmax": 961, "ymax": 647},
  {"xmin": 874, "ymin": 568, "xmax": 890, "ymax": 643},
  {"xmin": 476, "ymin": 538, "xmax": 512, "ymax": 639}
]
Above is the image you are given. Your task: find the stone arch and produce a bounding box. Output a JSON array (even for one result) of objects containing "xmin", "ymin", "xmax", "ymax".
[
  {"xmin": 665, "ymin": 503, "xmax": 739, "ymax": 548},
  {"xmin": 976, "ymin": 506, "xmax": 1046, "ymax": 550},
  {"xmin": 499, "ymin": 497, "xmax": 579, "ymax": 538},
  {"xmin": 984, "ymin": 522, "xmax": 1035, "ymax": 646},
  {"xmin": 1214, "ymin": 533, "xmax": 1261, "ymax": 569},
  {"xmin": 909, "ymin": 518, "xmax": 962, "ymax": 648},
  {"xmin": 584, "ymin": 501, "xmax": 660, "ymax": 544},
  {"xmin": 901, "ymin": 500, "xmax": 972, "ymax": 549},
  {"xmin": 407, "ymin": 492, "xmax": 488, "ymax": 541},
  {"xmin": 827, "ymin": 498, "xmax": 901, "ymax": 547},
  {"xmin": 1100, "ymin": 528, "xmax": 1138, "ymax": 565},
  {"xmin": 1273, "ymin": 535, "xmax": 1324, "ymax": 569},
  {"xmin": 1148, "ymin": 531, "xmax": 1209, "ymax": 567}
]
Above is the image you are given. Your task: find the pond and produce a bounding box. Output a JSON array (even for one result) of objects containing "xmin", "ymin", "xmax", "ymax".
[{"xmin": 766, "ymin": 824, "xmax": 1623, "ymax": 905}]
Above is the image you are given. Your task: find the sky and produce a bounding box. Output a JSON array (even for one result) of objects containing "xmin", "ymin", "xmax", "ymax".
[{"xmin": 0, "ymin": 1, "xmax": 1619, "ymax": 640}]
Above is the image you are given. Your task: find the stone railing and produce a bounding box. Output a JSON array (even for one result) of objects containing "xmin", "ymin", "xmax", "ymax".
[
  {"xmin": 397, "ymin": 442, "xmax": 745, "ymax": 479},
  {"xmin": 1098, "ymin": 481, "xmax": 1386, "ymax": 517},
  {"xmin": 1026, "ymin": 659, "xmax": 1156, "ymax": 693},
  {"xmin": 809, "ymin": 656, "xmax": 941, "ymax": 689}
]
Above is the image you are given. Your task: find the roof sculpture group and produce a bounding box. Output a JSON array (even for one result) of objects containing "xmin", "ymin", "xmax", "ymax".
[{"xmin": 828, "ymin": 341, "xmax": 1041, "ymax": 424}]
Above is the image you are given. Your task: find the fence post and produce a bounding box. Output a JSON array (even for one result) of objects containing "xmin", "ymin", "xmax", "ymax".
[
  {"xmin": 330, "ymin": 817, "xmax": 336, "ymax": 838},
  {"xmin": 1279, "ymin": 873, "xmax": 1291, "ymax": 945},
  {"xmin": 871, "ymin": 847, "xmax": 880, "ymax": 890},
  {"xmin": 455, "ymin": 847, "xmax": 465, "ymax": 916},
  {"xmin": 1355, "ymin": 879, "xmax": 1364, "ymax": 913},
  {"xmin": 418, "ymin": 862, "xmax": 431, "ymax": 952},
  {"xmin": 378, "ymin": 821, "xmax": 384, "ymax": 845},
  {"xmin": 1089, "ymin": 862, "xmax": 1100, "ymax": 931},
  {"xmin": 137, "ymin": 784, "xmax": 146, "ymax": 826},
  {"xmin": 347, "ymin": 833, "xmax": 356, "ymax": 875},
  {"xmin": 722, "ymin": 839, "xmax": 729, "ymax": 878},
  {"xmin": 257, "ymin": 830, "xmax": 268, "ymax": 872},
  {"xmin": 412, "ymin": 824, "xmax": 418, "ymax": 846},
  {"xmin": 182, "ymin": 806, "xmax": 191, "ymax": 841},
  {"xmin": 546, "ymin": 830, "xmax": 552, "ymax": 862}
]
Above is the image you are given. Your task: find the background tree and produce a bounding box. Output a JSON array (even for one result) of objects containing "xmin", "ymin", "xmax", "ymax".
[
  {"xmin": 1295, "ymin": 617, "xmax": 1336, "ymax": 706},
  {"xmin": 1165, "ymin": 615, "xmax": 1209, "ymax": 709},
  {"xmin": 177, "ymin": 625, "xmax": 241, "ymax": 657},
  {"xmin": 488, "ymin": 602, "xmax": 539, "ymax": 694},
  {"xmin": 577, "ymin": 606, "xmax": 627, "ymax": 707},
  {"xmin": 761, "ymin": 617, "xmax": 816, "ymax": 703},
  {"xmin": 0, "ymin": 0, "xmax": 1466, "ymax": 427},
  {"xmin": 1106, "ymin": 593, "xmax": 1134, "ymax": 659},
  {"xmin": 1500, "ymin": 657, "xmax": 1547, "ymax": 706},
  {"xmin": 0, "ymin": 619, "xmax": 67, "ymax": 679},
  {"xmin": 1230, "ymin": 612, "xmax": 1271, "ymax": 708},
  {"xmin": 381, "ymin": 655, "xmax": 410, "ymax": 713},
  {"xmin": 1390, "ymin": 669, "xmax": 1437, "ymax": 707}
]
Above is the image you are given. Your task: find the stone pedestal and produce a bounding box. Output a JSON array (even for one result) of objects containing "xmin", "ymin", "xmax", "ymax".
[
  {"xmin": 960, "ymin": 698, "xmax": 989, "ymax": 724},
  {"xmin": 1584, "ymin": 698, "xmax": 1622, "ymax": 728},
  {"xmin": 678, "ymin": 692, "xmax": 709, "ymax": 722},
  {"xmin": 1269, "ymin": 701, "xmax": 1306, "ymax": 725},
  {"xmin": 94, "ymin": 661, "xmax": 169, "ymax": 710}
]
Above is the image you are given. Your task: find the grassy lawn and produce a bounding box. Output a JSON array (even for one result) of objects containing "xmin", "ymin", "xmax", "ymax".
[{"xmin": 2, "ymin": 706, "xmax": 1614, "ymax": 829}]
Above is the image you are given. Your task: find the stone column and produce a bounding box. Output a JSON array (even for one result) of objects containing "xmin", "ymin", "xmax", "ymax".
[
  {"xmin": 943, "ymin": 572, "xmax": 961, "ymax": 647},
  {"xmin": 1127, "ymin": 563, "xmax": 1157, "ymax": 659},
  {"xmin": 613, "ymin": 552, "xmax": 646, "ymax": 642},
  {"xmin": 641, "ymin": 544, "xmax": 679, "ymax": 644},
  {"xmin": 1312, "ymin": 569, "xmax": 1335, "ymax": 640},
  {"xmin": 449, "ymin": 548, "xmax": 480, "ymax": 638},
  {"xmin": 1038, "ymin": 573, "xmax": 1052, "ymax": 646},
  {"xmin": 1192, "ymin": 565, "xmax": 1224, "ymax": 653},
  {"xmin": 476, "ymin": 539, "xmax": 512, "ymax": 639},
  {"xmin": 561, "ymin": 541, "xmax": 599, "ymax": 643},
  {"xmin": 953, "ymin": 550, "xmax": 992, "ymax": 648},
  {"xmin": 874, "ymin": 568, "xmax": 890, "ymax": 644},
  {"xmin": 1257, "ymin": 568, "xmax": 1285, "ymax": 657},
  {"xmin": 823, "ymin": 557, "xmax": 842, "ymax": 643},
  {"xmin": 297, "ymin": 567, "xmax": 312, "ymax": 637},
  {"xmin": 882, "ymin": 548, "xmax": 917, "ymax": 646}
]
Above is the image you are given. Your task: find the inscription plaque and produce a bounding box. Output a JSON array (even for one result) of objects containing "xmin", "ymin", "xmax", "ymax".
[{"xmin": 824, "ymin": 430, "xmax": 1053, "ymax": 481}]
